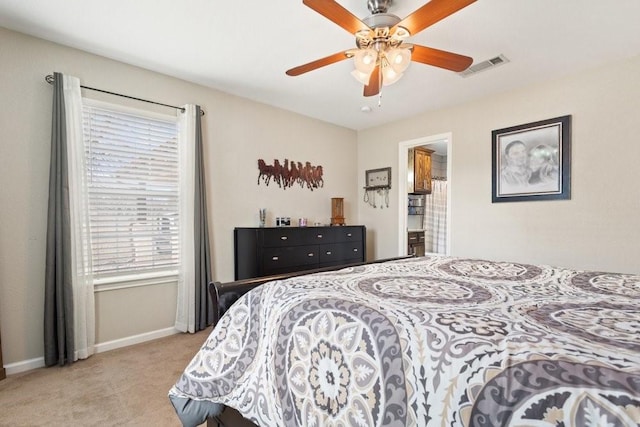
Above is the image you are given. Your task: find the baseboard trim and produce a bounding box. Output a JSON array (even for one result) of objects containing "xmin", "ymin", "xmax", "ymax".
[
  {"xmin": 94, "ymin": 327, "xmax": 179, "ymax": 353},
  {"xmin": 5, "ymin": 356, "xmax": 45, "ymax": 376},
  {"xmin": 4, "ymin": 327, "xmax": 180, "ymax": 376}
]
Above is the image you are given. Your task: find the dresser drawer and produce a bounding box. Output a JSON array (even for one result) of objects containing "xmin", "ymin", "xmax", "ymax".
[
  {"xmin": 261, "ymin": 227, "xmax": 362, "ymax": 246},
  {"xmin": 304, "ymin": 228, "xmax": 335, "ymax": 244},
  {"xmin": 262, "ymin": 245, "xmax": 319, "ymax": 270},
  {"xmin": 299, "ymin": 227, "xmax": 362, "ymax": 245},
  {"xmin": 333, "ymin": 226, "xmax": 363, "ymax": 243},
  {"xmin": 261, "ymin": 228, "xmax": 339, "ymax": 246},
  {"xmin": 261, "ymin": 228, "xmax": 306, "ymax": 247},
  {"xmin": 319, "ymin": 242, "xmax": 363, "ymax": 264},
  {"xmin": 318, "ymin": 243, "xmax": 345, "ymax": 263}
]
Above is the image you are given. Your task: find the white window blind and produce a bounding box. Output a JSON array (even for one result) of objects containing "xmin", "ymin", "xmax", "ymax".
[{"xmin": 82, "ymin": 102, "xmax": 179, "ymax": 278}]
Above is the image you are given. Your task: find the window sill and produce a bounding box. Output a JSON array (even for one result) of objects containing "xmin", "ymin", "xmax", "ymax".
[{"xmin": 94, "ymin": 270, "xmax": 179, "ymax": 292}]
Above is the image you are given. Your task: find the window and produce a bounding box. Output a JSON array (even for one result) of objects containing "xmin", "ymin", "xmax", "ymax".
[{"xmin": 82, "ymin": 101, "xmax": 179, "ymax": 282}]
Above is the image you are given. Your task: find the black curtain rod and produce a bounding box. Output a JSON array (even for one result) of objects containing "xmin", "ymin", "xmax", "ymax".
[{"xmin": 45, "ymin": 74, "xmax": 205, "ymax": 116}]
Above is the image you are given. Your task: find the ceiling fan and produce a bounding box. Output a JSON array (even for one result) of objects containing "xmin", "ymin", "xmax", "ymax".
[{"xmin": 286, "ymin": 0, "xmax": 476, "ymax": 97}]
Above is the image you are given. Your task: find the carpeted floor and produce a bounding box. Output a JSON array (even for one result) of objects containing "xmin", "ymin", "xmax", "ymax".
[{"xmin": 0, "ymin": 329, "xmax": 213, "ymax": 426}]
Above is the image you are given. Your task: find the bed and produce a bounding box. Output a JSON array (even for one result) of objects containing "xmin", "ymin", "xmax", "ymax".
[{"xmin": 169, "ymin": 255, "xmax": 640, "ymax": 426}]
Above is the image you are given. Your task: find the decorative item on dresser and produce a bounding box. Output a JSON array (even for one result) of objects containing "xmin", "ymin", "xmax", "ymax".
[
  {"xmin": 234, "ymin": 225, "xmax": 366, "ymax": 280},
  {"xmin": 408, "ymin": 147, "xmax": 434, "ymax": 194},
  {"xmin": 330, "ymin": 197, "xmax": 345, "ymax": 225}
]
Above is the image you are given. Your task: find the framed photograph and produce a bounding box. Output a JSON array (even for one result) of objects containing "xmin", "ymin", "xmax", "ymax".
[
  {"xmin": 492, "ymin": 115, "xmax": 571, "ymax": 203},
  {"xmin": 365, "ymin": 167, "xmax": 391, "ymax": 190}
]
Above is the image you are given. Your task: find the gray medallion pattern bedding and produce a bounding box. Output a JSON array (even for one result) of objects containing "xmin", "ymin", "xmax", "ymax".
[{"xmin": 169, "ymin": 256, "xmax": 640, "ymax": 426}]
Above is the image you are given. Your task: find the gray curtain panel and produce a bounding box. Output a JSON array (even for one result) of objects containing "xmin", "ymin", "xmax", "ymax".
[
  {"xmin": 44, "ymin": 72, "xmax": 75, "ymax": 366},
  {"xmin": 194, "ymin": 105, "xmax": 214, "ymax": 330}
]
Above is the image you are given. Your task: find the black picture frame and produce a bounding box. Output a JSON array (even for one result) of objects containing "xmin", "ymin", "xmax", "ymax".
[
  {"xmin": 492, "ymin": 115, "xmax": 571, "ymax": 203},
  {"xmin": 365, "ymin": 167, "xmax": 391, "ymax": 190}
]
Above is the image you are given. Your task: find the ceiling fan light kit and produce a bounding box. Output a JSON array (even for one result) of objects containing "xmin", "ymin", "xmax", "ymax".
[
  {"xmin": 286, "ymin": 0, "xmax": 477, "ymax": 98},
  {"xmin": 351, "ymin": 69, "xmax": 372, "ymax": 85},
  {"xmin": 353, "ymin": 49, "xmax": 378, "ymax": 74}
]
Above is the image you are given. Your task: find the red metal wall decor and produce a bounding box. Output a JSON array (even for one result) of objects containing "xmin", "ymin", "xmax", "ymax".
[{"xmin": 258, "ymin": 159, "xmax": 324, "ymax": 191}]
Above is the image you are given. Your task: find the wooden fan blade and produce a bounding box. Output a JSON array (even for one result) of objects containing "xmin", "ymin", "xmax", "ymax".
[
  {"xmin": 286, "ymin": 51, "xmax": 351, "ymax": 76},
  {"xmin": 392, "ymin": 0, "xmax": 476, "ymax": 36},
  {"xmin": 303, "ymin": 0, "xmax": 370, "ymax": 34},
  {"xmin": 363, "ymin": 65, "xmax": 381, "ymax": 97},
  {"xmin": 411, "ymin": 45, "xmax": 473, "ymax": 72}
]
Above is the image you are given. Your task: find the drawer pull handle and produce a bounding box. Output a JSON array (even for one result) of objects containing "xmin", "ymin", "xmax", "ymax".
[
  {"xmin": 280, "ymin": 236, "xmax": 288, "ymax": 240},
  {"xmin": 347, "ymin": 233, "xmax": 352, "ymax": 237},
  {"xmin": 353, "ymin": 248, "xmax": 358, "ymax": 252},
  {"xmin": 326, "ymin": 251, "xmax": 332, "ymax": 255},
  {"xmin": 272, "ymin": 256, "xmax": 279, "ymax": 261},
  {"xmin": 317, "ymin": 234, "xmax": 323, "ymax": 238},
  {"xmin": 308, "ymin": 253, "xmax": 314, "ymax": 257}
]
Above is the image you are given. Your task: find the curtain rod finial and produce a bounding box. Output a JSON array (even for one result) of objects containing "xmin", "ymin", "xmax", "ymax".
[{"xmin": 45, "ymin": 74, "xmax": 54, "ymax": 84}]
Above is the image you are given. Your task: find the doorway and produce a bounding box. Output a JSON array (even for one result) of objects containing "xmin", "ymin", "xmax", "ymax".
[{"xmin": 397, "ymin": 133, "xmax": 452, "ymax": 256}]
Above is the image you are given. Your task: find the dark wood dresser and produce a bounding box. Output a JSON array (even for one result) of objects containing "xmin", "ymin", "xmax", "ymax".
[{"xmin": 234, "ymin": 225, "xmax": 366, "ymax": 280}]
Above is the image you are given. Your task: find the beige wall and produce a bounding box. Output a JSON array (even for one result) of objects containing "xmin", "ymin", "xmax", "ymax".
[
  {"xmin": 0, "ymin": 27, "xmax": 357, "ymax": 366},
  {"xmin": 358, "ymin": 54, "xmax": 640, "ymax": 274}
]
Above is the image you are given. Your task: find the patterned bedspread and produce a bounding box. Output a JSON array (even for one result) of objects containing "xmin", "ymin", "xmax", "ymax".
[{"xmin": 169, "ymin": 256, "xmax": 640, "ymax": 426}]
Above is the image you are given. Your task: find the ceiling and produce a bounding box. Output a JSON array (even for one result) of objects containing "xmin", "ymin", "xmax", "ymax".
[{"xmin": 1, "ymin": 0, "xmax": 639, "ymax": 130}]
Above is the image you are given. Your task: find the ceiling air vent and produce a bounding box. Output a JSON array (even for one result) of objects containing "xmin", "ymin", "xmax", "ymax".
[{"xmin": 458, "ymin": 54, "xmax": 509, "ymax": 77}]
